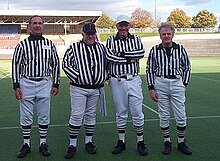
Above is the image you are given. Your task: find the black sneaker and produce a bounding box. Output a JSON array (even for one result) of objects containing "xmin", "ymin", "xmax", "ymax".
[
  {"xmin": 85, "ymin": 142, "xmax": 97, "ymax": 154},
  {"xmin": 65, "ymin": 145, "xmax": 76, "ymax": 159},
  {"xmin": 112, "ymin": 140, "xmax": 125, "ymax": 154},
  {"xmin": 17, "ymin": 143, "xmax": 31, "ymax": 158},
  {"xmin": 137, "ymin": 141, "xmax": 148, "ymax": 156},
  {"xmin": 162, "ymin": 141, "xmax": 172, "ymax": 155},
  {"xmin": 39, "ymin": 143, "xmax": 51, "ymax": 156},
  {"xmin": 178, "ymin": 141, "xmax": 192, "ymax": 155}
]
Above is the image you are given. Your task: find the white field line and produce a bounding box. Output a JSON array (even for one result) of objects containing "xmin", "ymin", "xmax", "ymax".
[
  {"xmin": 1, "ymin": 115, "xmax": 220, "ymax": 130},
  {"xmin": 192, "ymin": 75, "xmax": 220, "ymax": 83},
  {"xmin": 142, "ymin": 103, "xmax": 159, "ymax": 115},
  {"xmin": 0, "ymin": 72, "xmax": 11, "ymax": 81}
]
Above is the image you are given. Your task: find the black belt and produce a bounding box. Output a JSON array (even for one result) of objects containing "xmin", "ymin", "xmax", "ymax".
[
  {"xmin": 25, "ymin": 76, "xmax": 44, "ymax": 81},
  {"xmin": 157, "ymin": 75, "xmax": 178, "ymax": 79},
  {"xmin": 70, "ymin": 82, "xmax": 104, "ymax": 89},
  {"xmin": 111, "ymin": 74, "xmax": 137, "ymax": 80}
]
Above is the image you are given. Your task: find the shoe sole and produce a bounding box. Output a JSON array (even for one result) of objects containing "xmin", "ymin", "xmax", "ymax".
[
  {"xmin": 138, "ymin": 150, "xmax": 148, "ymax": 156},
  {"xmin": 85, "ymin": 148, "xmax": 97, "ymax": 154},
  {"xmin": 39, "ymin": 149, "xmax": 51, "ymax": 156},
  {"xmin": 17, "ymin": 149, "xmax": 31, "ymax": 158},
  {"xmin": 112, "ymin": 148, "xmax": 125, "ymax": 154},
  {"xmin": 178, "ymin": 148, "xmax": 192, "ymax": 155}
]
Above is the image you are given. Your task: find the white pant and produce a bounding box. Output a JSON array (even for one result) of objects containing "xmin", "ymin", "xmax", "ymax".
[
  {"xmin": 155, "ymin": 77, "xmax": 187, "ymax": 128},
  {"xmin": 110, "ymin": 76, "xmax": 144, "ymax": 127},
  {"xmin": 19, "ymin": 77, "xmax": 52, "ymax": 126},
  {"xmin": 69, "ymin": 85, "xmax": 100, "ymax": 126}
]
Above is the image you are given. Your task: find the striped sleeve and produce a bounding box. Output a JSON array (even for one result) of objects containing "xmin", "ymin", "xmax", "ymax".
[
  {"xmin": 123, "ymin": 35, "xmax": 145, "ymax": 59},
  {"xmin": 62, "ymin": 44, "xmax": 80, "ymax": 83},
  {"xmin": 12, "ymin": 43, "xmax": 23, "ymax": 89},
  {"xmin": 50, "ymin": 42, "xmax": 60, "ymax": 87},
  {"xmin": 180, "ymin": 45, "xmax": 191, "ymax": 86},
  {"xmin": 104, "ymin": 46, "xmax": 127, "ymax": 64},
  {"xmin": 146, "ymin": 46, "xmax": 156, "ymax": 90}
]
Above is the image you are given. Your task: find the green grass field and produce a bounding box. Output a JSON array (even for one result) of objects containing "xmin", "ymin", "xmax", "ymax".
[{"xmin": 0, "ymin": 57, "xmax": 220, "ymax": 161}]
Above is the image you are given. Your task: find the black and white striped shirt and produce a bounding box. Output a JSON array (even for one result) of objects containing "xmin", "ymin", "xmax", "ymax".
[
  {"xmin": 12, "ymin": 34, "xmax": 60, "ymax": 89},
  {"xmin": 106, "ymin": 33, "xmax": 145, "ymax": 76},
  {"xmin": 146, "ymin": 42, "xmax": 191, "ymax": 90},
  {"xmin": 62, "ymin": 40, "xmax": 127, "ymax": 87}
]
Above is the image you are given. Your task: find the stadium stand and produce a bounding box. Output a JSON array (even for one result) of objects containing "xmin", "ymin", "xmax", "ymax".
[
  {"xmin": 0, "ymin": 9, "xmax": 101, "ymax": 59},
  {"xmin": 142, "ymin": 34, "xmax": 220, "ymax": 56},
  {"xmin": 0, "ymin": 34, "xmax": 20, "ymax": 49}
]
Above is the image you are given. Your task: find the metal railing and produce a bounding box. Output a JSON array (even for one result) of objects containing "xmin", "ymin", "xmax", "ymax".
[{"xmin": 97, "ymin": 28, "xmax": 220, "ymax": 34}]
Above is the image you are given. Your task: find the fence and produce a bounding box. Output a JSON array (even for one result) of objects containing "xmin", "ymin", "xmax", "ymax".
[{"xmin": 97, "ymin": 28, "xmax": 220, "ymax": 34}]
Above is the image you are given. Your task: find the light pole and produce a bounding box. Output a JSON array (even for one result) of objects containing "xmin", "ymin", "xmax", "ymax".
[
  {"xmin": 154, "ymin": 0, "xmax": 157, "ymax": 23},
  {"xmin": 7, "ymin": 0, "xmax": 9, "ymax": 10}
]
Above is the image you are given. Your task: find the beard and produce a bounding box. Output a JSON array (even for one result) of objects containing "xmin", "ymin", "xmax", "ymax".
[{"xmin": 84, "ymin": 39, "xmax": 95, "ymax": 45}]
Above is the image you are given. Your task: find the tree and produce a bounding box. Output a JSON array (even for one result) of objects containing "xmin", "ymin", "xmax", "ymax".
[
  {"xmin": 130, "ymin": 8, "xmax": 154, "ymax": 28},
  {"xmin": 192, "ymin": 9, "xmax": 217, "ymax": 28},
  {"xmin": 167, "ymin": 8, "xmax": 192, "ymax": 28},
  {"xmin": 95, "ymin": 13, "xmax": 115, "ymax": 29}
]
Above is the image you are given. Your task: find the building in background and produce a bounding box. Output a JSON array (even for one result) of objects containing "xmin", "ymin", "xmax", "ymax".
[{"xmin": 0, "ymin": 9, "xmax": 102, "ymax": 59}]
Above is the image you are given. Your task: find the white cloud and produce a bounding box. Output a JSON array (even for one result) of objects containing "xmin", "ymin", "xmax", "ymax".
[
  {"xmin": 181, "ymin": 0, "xmax": 212, "ymax": 6},
  {"xmin": 0, "ymin": 0, "xmax": 219, "ymax": 23},
  {"xmin": 0, "ymin": 0, "xmax": 142, "ymax": 20}
]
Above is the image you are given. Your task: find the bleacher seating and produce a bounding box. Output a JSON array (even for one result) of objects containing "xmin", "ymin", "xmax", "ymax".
[
  {"xmin": 0, "ymin": 34, "xmax": 20, "ymax": 49},
  {"xmin": 142, "ymin": 38, "xmax": 220, "ymax": 56}
]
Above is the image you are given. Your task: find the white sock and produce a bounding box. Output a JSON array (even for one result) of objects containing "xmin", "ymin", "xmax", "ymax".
[
  {"xmin": 85, "ymin": 136, "xmax": 93, "ymax": 144},
  {"xmin": 137, "ymin": 135, "xmax": 144, "ymax": 143},
  {"xmin": 178, "ymin": 137, "xmax": 184, "ymax": 143},
  {"xmin": 70, "ymin": 138, "xmax": 77, "ymax": 147},
  {"xmin": 40, "ymin": 138, "xmax": 46, "ymax": 145},
  {"xmin": 24, "ymin": 139, "xmax": 30, "ymax": 147},
  {"xmin": 164, "ymin": 137, "xmax": 171, "ymax": 142},
  {"xmin": 118, "ymin": 133, "xmax": 125, "ymax": 142}
]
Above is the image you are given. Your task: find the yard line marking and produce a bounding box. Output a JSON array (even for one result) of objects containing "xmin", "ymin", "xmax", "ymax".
[
  {"xmin": 0, "ymin": 72, "xmax": 11, "ymax": 81},
  {"xmin": 142, "ymin": 103, "xmax": 159, "ymax": 115},
  {"xmin": 1, "ymin": 115, "xmax": 220, "ymax": 130},
  {"xmin": 188, "ymin": 115, "xmax": 220, "ymax": 119},
  {"xmin": 192, "ymin": 75, "xmax": 220, "ymax": 83}
]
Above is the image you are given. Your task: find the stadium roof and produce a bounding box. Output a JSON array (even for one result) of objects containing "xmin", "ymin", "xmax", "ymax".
[{"xmin": 0, "ymin": 9, "xmax": 102, "ymax": 25}]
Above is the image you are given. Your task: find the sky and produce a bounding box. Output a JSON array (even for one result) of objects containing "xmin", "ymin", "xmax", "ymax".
[{"xmin": 0, "ymin": 0, "xmax": 219, "ymax": 22}]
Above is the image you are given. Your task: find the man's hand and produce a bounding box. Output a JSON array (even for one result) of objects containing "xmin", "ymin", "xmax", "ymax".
[
  {"xmin": 15, "ymin": 88, "xmax": 22, "ymax": 100},
  {"xmin": 149, "ymin": 89, "xmax": 158, "ymax": 102},
  {"xmin": 51, "ymin": 87, "xmax": 59, "ymax": 96}
]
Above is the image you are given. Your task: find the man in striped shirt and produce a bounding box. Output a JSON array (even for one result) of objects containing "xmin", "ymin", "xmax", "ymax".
[
  {"xmin": 62, "ymin": 22, "xmax": 128, "ymax": 159},
  {"xmin": 12, "ymin": 15, "xmax": 60, "ymax": 158},
  {"xmin": 146, "ymin": 23, "xmax": 192, "ymax": 155},
  {"xmin": 106, "ymin": 15, "xmax": 148, "ymax": 156}
]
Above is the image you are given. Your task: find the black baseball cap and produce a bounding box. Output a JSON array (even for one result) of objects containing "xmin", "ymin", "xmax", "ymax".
[{"xmin": 82, "ymin": 23, "xmax": 96, "ymax": 34}]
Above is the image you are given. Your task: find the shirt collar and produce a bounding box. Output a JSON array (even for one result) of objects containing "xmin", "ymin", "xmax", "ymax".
[
  {"xmin": 158, "ymin": 42, "xmax": 179, "ymax": 49},
  {"xmin": 115, "ymin": 32, "xmax": 133, "ymax": 40},
  {"xmin": 28, "ymin": 33, "xmax": 44, "ymax": 41},
  {"xmin": 80, "ymin": 40, "xmax": 97, "ymax": 46}
]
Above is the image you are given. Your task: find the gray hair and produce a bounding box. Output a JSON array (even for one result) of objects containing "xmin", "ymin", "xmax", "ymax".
[
  {"xmin": 28, "ymin": 15, "xmax": 43, "ymax": 25},
  {"xmin": 158, "ymin": 23, "xmax": 175, "ymax": 33}
]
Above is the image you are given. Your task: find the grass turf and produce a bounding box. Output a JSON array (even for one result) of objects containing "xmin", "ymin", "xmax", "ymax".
[{"xmin": 0, "ymin": 57, "xmax": 220, "ymax": 161}]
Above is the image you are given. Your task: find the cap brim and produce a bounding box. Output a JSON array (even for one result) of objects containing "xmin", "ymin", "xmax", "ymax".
[
  {"xmin": 117, "ymin": 20, "xmax": 130, "ymax": 24},
  {"xmin": 117, "ymin": 21, "xmax": 130, "ymax": 24}
]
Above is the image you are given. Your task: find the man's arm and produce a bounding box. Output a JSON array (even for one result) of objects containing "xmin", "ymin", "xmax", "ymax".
[
  {"xmin": 62, "ymin": 45, "xmax": 80, "ymax": 82},
  {"xmin": 51, "ymin": 43, "xmax": 60, "ymax": 89},
  {"xmin": 12, "ymin": 44, "xmax": 23, "ymax": 90},
  {"xmin": 180, "ymin": 45, "xmax": 191, "ymax": 86},
  {"xmin": 122, "ymin": 35, "xmax": 145, "ymax": 59}
]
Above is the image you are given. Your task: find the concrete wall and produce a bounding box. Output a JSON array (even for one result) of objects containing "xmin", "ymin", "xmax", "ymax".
[
  {"xmin": 1, "ymin": 34, "xmax": 220, "ymax": 59},
  {"xmin": 142, "ymin": 34, "xmax": 220, "ymax": 57}
]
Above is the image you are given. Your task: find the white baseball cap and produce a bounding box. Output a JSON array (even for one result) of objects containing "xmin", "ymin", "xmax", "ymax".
[{"xmin": 116, "ymin": 15, "xmax": 130, "ymax": 24}]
